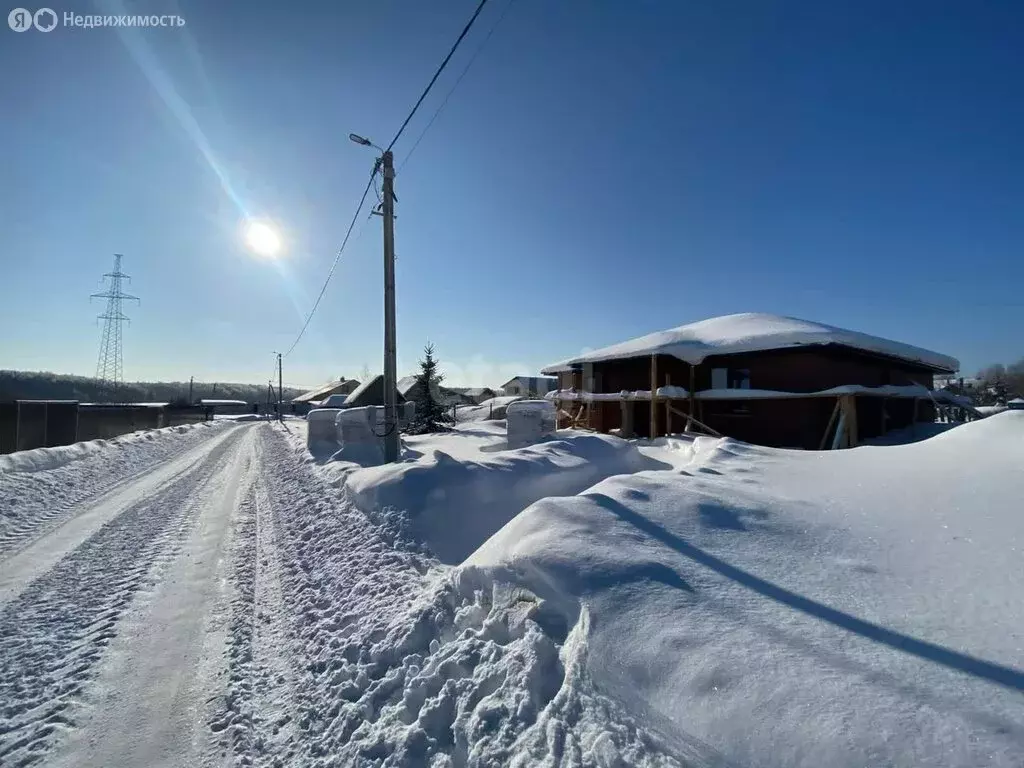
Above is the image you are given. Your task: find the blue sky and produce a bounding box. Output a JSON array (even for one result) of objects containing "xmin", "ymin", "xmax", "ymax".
[{"xmin": 1, "ymin": 0, "xmax": 1021, "ymax": 388}]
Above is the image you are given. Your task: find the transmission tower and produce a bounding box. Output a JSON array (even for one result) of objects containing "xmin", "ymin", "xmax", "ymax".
[{"xmin": 91, "ymin": 254, "xmax": 139, "ymax": 386}]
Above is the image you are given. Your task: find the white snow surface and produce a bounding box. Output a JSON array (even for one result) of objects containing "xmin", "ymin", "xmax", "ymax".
[
  {"xmin": 541, "ymin": 312, "xmax": 959, "ymax": 373},
  {"xmin": 345, "ymin": 425, "xmax": 664, "ymax": 564},
  {"xmin": 455, "ymin": 395, "xmax": 525, "ymax": 422},
  {"xmin": 977, "ymin": 405, "xmax": 1008, "ymax": 416},
  {"xmin": 6, "ymin": 409, "xmax": 1023, "ymax": 767},
  {"xmin": 468, "ymin": 411, "xmax": 1024, "ymax": 767},
  {"xmin": 0, "ymin": 422, "xmax": 230, "ymax": 553}
]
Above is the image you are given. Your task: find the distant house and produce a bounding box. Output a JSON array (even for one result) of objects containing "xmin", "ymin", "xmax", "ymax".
[
  {"xmin": 542, "ymin": 313, "xmax": 960, "ymax": 449},
  {"xmin": 398, "ymin": 375, "xmax": 456, "ymax": 404},
  {"xmin": 1007, "ymin": 397, "xmax": 1024, "ymax": 411},
  {"xmin": 397, "ymin": 376, "xmax": 419, "ymax": 400},
  {"xmin": 343, "ymin": 375, "xmax": 407, "ymax": 409},
  {"xmin": 501, "ymin": 376, "xmax": 558, "ymax": 398},
  {"xmin": 452, "ymin": 387, "xmax": 497, "ymax": 405},
  {"xmin": 292, "ymin": 378, "xmax": 361, "ymax": 406}
]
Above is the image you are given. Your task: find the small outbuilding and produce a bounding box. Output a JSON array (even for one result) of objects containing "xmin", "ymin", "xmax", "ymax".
[
  {"xmin": 501, "ymin": 376, "xmax": 558, "ymax": 398},
  {"xmin": 542, "ymin": 313, "xmax": 961, "ymax": 449},
  {"xmin": 1007, "ymin": 397, "xmax": 1024, "ymax": 411}
]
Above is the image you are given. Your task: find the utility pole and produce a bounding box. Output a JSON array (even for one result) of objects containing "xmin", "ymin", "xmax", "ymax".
[
  {"xmin": 277, "ymin": 352, "xmax": 284, "ymax": 422},
  {"xmin": 381, "ymin": 150, "xmax": 399, "ymax": 462},
  {"xmin": 188, "ymin": 376, "xmax": 194, "ymax": 404}
]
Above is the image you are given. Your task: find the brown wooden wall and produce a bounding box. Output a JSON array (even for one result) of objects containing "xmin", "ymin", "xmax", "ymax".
[
  {"xmin": 558, "ymin": 345, "xmax": 935, "ymax": 396},
  {"xmin": 555, "ymin": 344, "xmax": 942, "ymax": 448}
]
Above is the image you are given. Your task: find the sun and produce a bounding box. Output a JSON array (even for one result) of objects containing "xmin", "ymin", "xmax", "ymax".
[{"xmin": 244, "ymin": 220, "xmax": 282, "ymax": 258}]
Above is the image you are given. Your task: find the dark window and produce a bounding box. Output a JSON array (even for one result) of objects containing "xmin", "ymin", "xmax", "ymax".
[{"xmin": 712, "ymin": 367, "xmax": 751, "ymax": 389}]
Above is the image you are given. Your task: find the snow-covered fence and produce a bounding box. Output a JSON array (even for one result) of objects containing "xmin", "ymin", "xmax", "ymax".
[
  {"xmin": 335, "ymin": 407, "xmax": 386, "ymax": 466},
  {"xmin": 506, "ymin": 399, "xmax": 557, "ymax": 449},
  {"xmin": 306, "ymin": 408, "xmax": 343, "ymax": 451}
]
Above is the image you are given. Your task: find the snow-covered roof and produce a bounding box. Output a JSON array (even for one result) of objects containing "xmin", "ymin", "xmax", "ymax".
[
  {"xmin": 292, "ymin": 379, "xmax": 360, "ymax": 403},
  {"xmin": 397, "ymin": 376, "xmax": 418, "ymax": 396},
  {"xmin": 501, "ymin": 375, "xmax": 558, "ymax": 388},
  {"xmin": 199, "ymin": 399, "xmax": 248, "ymax": 406},
  {"xmin": 541, "ymin": 313, "xmax": 959, "ymax": 374}
]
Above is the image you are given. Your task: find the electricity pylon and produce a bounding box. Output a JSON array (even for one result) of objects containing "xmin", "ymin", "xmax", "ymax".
[{"xmin": 91, "ymin": 254, "xmax": 139, "ymax": 386}]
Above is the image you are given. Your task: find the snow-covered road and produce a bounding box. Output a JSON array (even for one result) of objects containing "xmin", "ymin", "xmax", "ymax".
[
  {"xmin": 0, "ymin": 422, "xmax": 445, "ymax": 767},
  {"xmin": 0, "ymin": 423, "xmax": 257, "ymax": 766}
]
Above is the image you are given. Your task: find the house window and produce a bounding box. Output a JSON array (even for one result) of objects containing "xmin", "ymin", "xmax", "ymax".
[{"xmin": 711, "ymin": 368, "xmax": 751, "ymax": 389}]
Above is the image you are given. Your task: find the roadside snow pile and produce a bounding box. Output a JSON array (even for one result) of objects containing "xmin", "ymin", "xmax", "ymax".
[
  {"xmin": 347, "ymin": 429, "xmax": 669, "ymax": 564},
  {"xmin": 456, "ymin": 395, "xmax": 524, "ymax": 422},
  {"xmin": 977, "ymin": 405, "xmax": 1008, "ymax": 416},
  {"xmin": 464, "ymin": 411, "xmax": 1024, "ymax": 767},
  {"xmin": 0, "ymin": 421, "xmax": 222, "ymax": 474},
  {"xmin": 0, "ymin": 421, "xmax": 229, "ymax": 553}
]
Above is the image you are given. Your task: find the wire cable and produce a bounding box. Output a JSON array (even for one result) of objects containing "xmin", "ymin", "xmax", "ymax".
[
  {"xmin": 386, "ymin": 0, "xmax": 490, "ymax": 153},
  {"xmin": 399, "ymin": 0, "xmax": 514, "ymax": 173},
  {"xmin": 283, "ymin": 163, "xmax": 379, "ymax": 358},
  {"xmin": 281, "ymin": 0, "xmax": 492, "ymax": 360}
]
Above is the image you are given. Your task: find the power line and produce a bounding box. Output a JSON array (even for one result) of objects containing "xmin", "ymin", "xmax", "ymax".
[
  {"xmin": 281, "ymin": 0, "xmax": 492, "ymax": 361},
  {"xmin": 400, "ymin": 0, "xmax": 515, "ymax": 172},
  {"xmin": 283, "ymin": 163, "xmax": 379, "ymax": 358},
  {"xmin": 386, "ymin": 0, "xmax": 490, "ymax": 153}
]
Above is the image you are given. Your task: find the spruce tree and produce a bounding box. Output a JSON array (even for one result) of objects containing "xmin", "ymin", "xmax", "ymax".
[{"xmin": 408, "ymin": 343, "xmax": 454, "ymax": 434}]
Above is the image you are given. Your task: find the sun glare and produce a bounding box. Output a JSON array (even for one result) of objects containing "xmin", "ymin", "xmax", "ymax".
[{"xmin": 244, "ymin": 220, "xmax": 282, "ymax": 257}]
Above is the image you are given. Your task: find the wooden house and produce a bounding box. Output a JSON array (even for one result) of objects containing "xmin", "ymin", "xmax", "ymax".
[{"xmin": 541, "ymin": 313, "xmax": 960, "ymax": 449}]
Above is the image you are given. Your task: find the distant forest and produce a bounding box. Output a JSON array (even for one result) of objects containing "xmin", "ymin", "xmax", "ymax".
[{"xmin": 0, "ymin": 370, "xmax": 303, "ymax": 404}]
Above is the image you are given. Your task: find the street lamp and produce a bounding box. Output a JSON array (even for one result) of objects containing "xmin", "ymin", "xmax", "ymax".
[{"xmin": 349, "ymin": 133, "xmax": 384, "ymax": 152}]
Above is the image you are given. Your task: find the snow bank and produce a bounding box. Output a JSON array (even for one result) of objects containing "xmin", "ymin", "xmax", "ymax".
[
  {"xmin": 0, "ymin": 421, "xmax": 223, "ymax": 474},
  {"xmin": 542, "ymin": 312, "xmax": 959, "ymax": 373},
  {"xmin": 0, "ymin": 421, "xmax": 231, "ymax": 553},
  {"xmin": 346, "ymin": 432, "xmax": 668, "ymax": 564},
  {"xmin": 456, "ymin": 395, "xmax": 524, "ymax": 422},
  {"xmin": 466, "ymin": 412, "xmax": 1024, "ymax": 767},
  {"xmin": 977, "ymin": 405, "xmax": 1008, "ymax": 416}
]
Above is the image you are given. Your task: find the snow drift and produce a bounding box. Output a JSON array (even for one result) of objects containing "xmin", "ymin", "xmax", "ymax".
[
  {"xmin": 464, "ymin": 411, "xmax": 1024, "ymax": 767},
  {"xmin": 0, "ymin": 421, "xmax": 224, "ymax": 474},
  {"xmin": 347, "ymin": 432, "xmax": 668, "ymax": 564}
]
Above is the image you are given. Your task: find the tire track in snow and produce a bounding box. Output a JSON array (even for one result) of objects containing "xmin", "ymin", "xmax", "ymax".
[
  {"xmin": 0, "ymin": 427, "xmax": 247, "ymax": 767},
  {"xmin": 208, "ymin": 432, "xmax": 298, "ymax": 767},
  {"xmin": 207, "ymin": 424, "xmax": 433, "ymax": 766},
  {"xmin": 0, "ymin": 422, "xmax": 229, "ymax": 557},
  {"xmin": 0, "ymin": 425, "xmax": 245, "ymax": 609}
]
